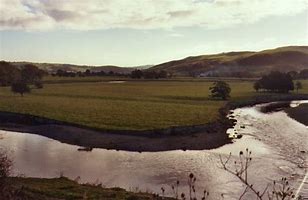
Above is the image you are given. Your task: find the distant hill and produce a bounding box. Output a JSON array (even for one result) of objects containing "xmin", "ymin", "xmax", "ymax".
[
  {"xmin": 6, "ymin": 46, "xmax": 308, "ymax": 77},
  {"xmin": 8, "ymin": 62, "xmax": 153, "ymax": 74},
  {"xmin": 150, "ymin": 46, "xmax": 308, "ymax": 77}
]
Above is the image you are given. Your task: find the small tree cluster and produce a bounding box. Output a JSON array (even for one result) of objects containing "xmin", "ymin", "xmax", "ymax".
[
  {"xmin": 21, "ymin": 64, "xmax": 45, "ymax": 85},
  {"xmin": 254, "ymin": 71, "xmax": 294, "ymax": 93},
  {"xmin": 0, "ymin": 61, "xmax": 45, "ymax": 96},
  {"xmin": 131, "ymin": 69, "xmax": 169, "ymax": 79}
]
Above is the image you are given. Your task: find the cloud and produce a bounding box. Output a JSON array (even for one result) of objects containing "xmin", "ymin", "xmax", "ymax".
[{"xmin": 0, "ymin": 0, "xmax": 307, "ymax": 31}]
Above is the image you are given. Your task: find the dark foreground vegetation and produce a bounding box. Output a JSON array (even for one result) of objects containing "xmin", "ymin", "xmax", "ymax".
[{"xmin": 3, "ymin": 177, "xmax": 169, "ymax": 200}]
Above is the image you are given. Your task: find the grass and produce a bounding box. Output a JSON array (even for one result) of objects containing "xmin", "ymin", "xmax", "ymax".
[
  {"xmin": 0, "ymin": 77, "xmax": 307, "ymax": 131},
  {"xmin": 6, "ymin": 177, "xmax": 167, "ymax": 200}
]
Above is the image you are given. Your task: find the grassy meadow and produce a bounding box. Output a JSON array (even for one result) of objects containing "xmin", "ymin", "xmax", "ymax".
[{"xmin": 0, "ymin": 77, "xmax": 307, "ymax": 131}]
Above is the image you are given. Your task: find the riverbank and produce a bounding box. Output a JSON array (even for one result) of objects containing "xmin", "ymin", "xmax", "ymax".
[
  {"xmin": 2, "ymin": 176, "xmax": 172, "ymax": 200},
  {"xmin": 0, "ymin": 119, "xmax": 232, "ymax": 152},
  {"xmin": 285, "ymin": 103, "xmax": 308, "ymax": 126},
  {"xmin": 0, "ymin": 94, "xmax": 307, "ymax": 152}
]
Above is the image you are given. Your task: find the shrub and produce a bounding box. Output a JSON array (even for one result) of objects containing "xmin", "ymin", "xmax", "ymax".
[
  {"xmin": 11, "ymin": 81, "xmax": 31, "ymax": 96},
  {"xmin": 0, "ymin": 150, "xmax": 12, "ymax": 189},
  {"xmin": 34, "ymin": 81, "xmax": 43, "ymax": 89}
]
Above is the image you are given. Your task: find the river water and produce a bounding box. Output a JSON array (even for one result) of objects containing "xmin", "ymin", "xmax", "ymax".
[{"xmin": 0, "ymin": 101, "xmax": 307, "ymax": 199}]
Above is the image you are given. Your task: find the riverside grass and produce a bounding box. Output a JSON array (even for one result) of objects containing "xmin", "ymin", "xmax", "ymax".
[
  {"xmin": 6, "ymin": 177, "xmax": 171, "ymax": 200},
  {"xmin": 0, "ymin": 77, "xmax": 307, "ymax": 131}
]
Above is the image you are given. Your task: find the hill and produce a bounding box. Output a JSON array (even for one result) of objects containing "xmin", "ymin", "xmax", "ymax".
[
  {"xmin": 9, "ymin": 61, "xmax": 89, "ymax": 73},
  {"xmin": 150, "ymin": 46, "xmax": 308, "ymax": 77},
  {"xmin": 8, "ymin": 62, "xmax": 153, "ymax": 74}
]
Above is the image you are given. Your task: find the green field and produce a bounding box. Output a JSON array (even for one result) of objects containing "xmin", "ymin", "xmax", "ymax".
[{"xmin": 0, "ymin": 77, "xmax": 307, "ymax": 131}]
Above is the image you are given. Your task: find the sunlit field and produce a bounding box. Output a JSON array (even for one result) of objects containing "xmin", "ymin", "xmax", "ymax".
[{"xmin": 0, "ymin": 77, "xmax": 307, "ymax": 131}]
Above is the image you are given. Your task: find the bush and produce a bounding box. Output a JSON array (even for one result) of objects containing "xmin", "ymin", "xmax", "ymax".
[
  {"xmin": 11, "ymin": 81, "xmax": 31, "ymax": 96},
  {"xmin": 34, "ymin": 81, "xmax": 43, "ymax": 89},
  {"xmin": 0, "ymin": 150, "xmax": 12, "ymax": 189}
]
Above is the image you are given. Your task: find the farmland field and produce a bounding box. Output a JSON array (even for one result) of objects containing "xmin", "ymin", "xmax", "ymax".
[{"xmin": 0, "ymin": 77, "xmax": 307, "ymax": 131}]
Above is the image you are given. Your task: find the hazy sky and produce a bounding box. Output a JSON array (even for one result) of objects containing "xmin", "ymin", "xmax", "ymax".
[{"xmin": 0, "ymin": 0, "xmax": 308, "ymax": 66}]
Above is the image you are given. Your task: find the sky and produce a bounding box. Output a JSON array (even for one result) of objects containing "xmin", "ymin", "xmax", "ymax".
[{"xmin": 0, "ymin": 0, "xmax": 308, "ymax": 67}]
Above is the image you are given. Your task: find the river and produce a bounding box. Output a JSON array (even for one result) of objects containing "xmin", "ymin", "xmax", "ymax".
[{"xmin": 0, "ymin": 101, "xmax": 307, "ymax": 199}]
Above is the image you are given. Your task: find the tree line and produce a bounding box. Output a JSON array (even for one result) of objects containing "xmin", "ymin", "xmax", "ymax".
[
  {"xmin": 0, "ymin": 61, "xmax": 45, "ymax": 96},
  {"xmin": 53, "ymin": 69, "xmax": 127, "ymax": 77},
  {"xmin": 130, "ymin": 69, "xmax": 170, "ymax": 79},
  {"xmin": 52, "ymin": 69, "xmax": 171, "ymax": 79}
]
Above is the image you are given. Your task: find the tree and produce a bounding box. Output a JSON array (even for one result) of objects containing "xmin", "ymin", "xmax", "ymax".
[
  {"xmin": 11, "ymin": 81, "xmax": 31, "ymax": 96},
  {"xmin": 21, "ymin": 64, "xmax": 44, "ymax": 84},
  {"xmin": 131, "ymin": 69, "xmax": 143, "ymax": 79},
  {"xmin": 209, "ymin": 81, "xmax": 231, "ymax": 100},
  {"xmin": 255, "ymin": 71, "xmax": 294, "ymax": 93},
  {"xmin": 295, "ymin": 81, "xmax": 302, "ymax": 93},
  {"xmin": 0, "ymin": 61, "xmax": 21, "ymax": 86},
  {"xmin": 143, "ymin": 71, "xmax": 158, "ymax": 79},
  {"xmin": 253, "ymin": 81, "xmax": 261, "ymax": 92},
  {"xmin": 84, "ymin": 69, "xmax": 91, "ymax": 76}
]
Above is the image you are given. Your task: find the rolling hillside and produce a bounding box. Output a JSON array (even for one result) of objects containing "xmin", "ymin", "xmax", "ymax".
[
  {"xmin": 8, "ymin": 62, "xmax": 152, "ymax": 74},
  {"xmin": 150, "ymin": 46, "xmax": 308, "ymax": 77},
  {"xmin": 6, "ymin": 46, "xmax": 308, "ymax": 77}
]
